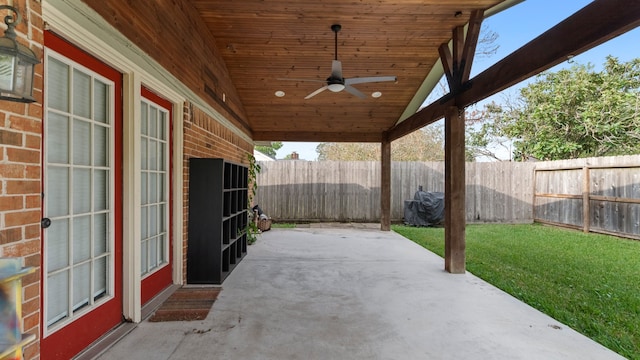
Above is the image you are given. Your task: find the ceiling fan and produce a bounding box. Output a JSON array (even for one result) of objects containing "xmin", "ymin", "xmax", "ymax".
[{"xmin": 279, "ymin": 24, "xmax": 397, "ymax": 99}]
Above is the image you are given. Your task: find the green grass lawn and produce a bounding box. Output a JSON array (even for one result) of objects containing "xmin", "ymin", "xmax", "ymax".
[
  {"xmin": 270, "ymin": 222, "xmax": 297, "ymax": 228},
  {"xmin": 392, "ymin": 223, "xmax": 640, "ymax": 359}
]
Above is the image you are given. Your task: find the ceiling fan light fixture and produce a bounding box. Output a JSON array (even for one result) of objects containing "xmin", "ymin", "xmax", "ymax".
[
  {"xmin": 372, "ymin": 91, "xmax": 382, "ymax": 98},
  {"xmin": 327, "ymin": 83, "xmax": 345, "ymax": 92},
  {"xmin": 275, "ymin": 90, "xmax": 285, "ymax": 97}
]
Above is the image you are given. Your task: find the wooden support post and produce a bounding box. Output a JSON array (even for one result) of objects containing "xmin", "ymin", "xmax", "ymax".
[
  {"xmin": 583, "ymin": 166, "xmax": 590, "ymax": 233},
  {"xmin": 381, "ymin": 140, "xmax": 391, "ymax": 231},
  {"xmin": 444, "ymin": 106, "xmax": 466, "ymax": 273}
]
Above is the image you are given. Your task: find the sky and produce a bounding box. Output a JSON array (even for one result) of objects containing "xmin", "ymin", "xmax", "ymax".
[{"xmin": 274, "ymin": 0, "xmax": 640, "ymax": 161}]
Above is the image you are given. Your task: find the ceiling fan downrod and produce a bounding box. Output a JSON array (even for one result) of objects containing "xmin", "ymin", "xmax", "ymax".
[{"xmin": 331, "ymin": 24, "xmax": 341, "ymax": 61}]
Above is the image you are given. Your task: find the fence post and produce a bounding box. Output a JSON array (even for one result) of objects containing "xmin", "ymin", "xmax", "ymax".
[
  {"xmin": 532, "ymin": 168, "xmax": 537, "ymax": 222},
  {"xmin": 583, "ymin": 166, "xmax": 590, "ymax": 233}
]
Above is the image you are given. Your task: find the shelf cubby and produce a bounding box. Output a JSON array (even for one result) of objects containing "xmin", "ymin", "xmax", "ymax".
[
  {"xmin": 230, "ymin": 216, "xmax": 237, "ymax": 240},
  {"xmin": 232, "ymin": 165, "xmax": 239, "ymax": 188},
  {"xmin": 223, "ymin": 162, "xmax": 232, "ymax": 189},
  {"xmin": 229, "ymin": 243, "xmax": 237, "ymax": 265},
  {"xmin": 223, "ymin": 191, "xmax": 231, "ymax": 217},
  {"xmin": 230, "ymin": 191, "xmax": 237, "ymax": 214},
  {"xmin": 222, "ymin": 219, "xmax": 230, "ymax": 245},
  {"xmin": 222, "ymin": 248, "xmax": 230, "ymax": 273},
  {"xmin": 241, "ymin": 234, "xmax": 247, "ymax": 253},
  {"xmin": 236, "ymin": 234, "xmax": 245, "ymax": 258}
]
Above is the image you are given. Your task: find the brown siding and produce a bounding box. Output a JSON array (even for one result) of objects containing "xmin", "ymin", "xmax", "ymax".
[
  {"xmin": 182, "ymin": 102, "xmax": 254, "ymax": 283},
  {"xmin": 0, "ymin": 0, "xmax": 44, "ymax": 357},
  {"xmin": 82, "ymin": 0, "xmax": 251, "ymax": 136}
]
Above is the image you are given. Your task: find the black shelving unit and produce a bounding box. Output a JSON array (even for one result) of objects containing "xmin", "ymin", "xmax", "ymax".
[{"xmin": 187, "ymin": 158, "xmax": 248, "ymax": 284}]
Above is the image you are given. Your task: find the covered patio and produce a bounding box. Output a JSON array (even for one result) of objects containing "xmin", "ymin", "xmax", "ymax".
[
  {"xmin": 94, "ymin": 227, "xmax": 623, "ymax": 359},
  {"xmin": 80, "ymin": 0, "xmax": 640, "ymax": 275}
]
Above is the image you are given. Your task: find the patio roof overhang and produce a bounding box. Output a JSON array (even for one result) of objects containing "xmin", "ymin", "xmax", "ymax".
[
  {"xmin": 83, "ymin": 0, "xmax": 519, "ymax": 143},
  {"xmin": 79, "ymin": 0, "xmax": 640, "ymax": 144}
]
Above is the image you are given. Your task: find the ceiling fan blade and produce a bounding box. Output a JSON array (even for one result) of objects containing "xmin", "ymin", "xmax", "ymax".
[
  {"xmin": 305, "ymin": 85, "xmax": 329, "ymax": 99},
  {"xmin": 277, "ymin": 78, "xmax": 327, "ymax": 83},
  {"xmin": 345, "ymin": 76, "xmax": 397, "ymax": 85},
  {"xmin": 331, "ymin": 60, "xmax": 343, "ymax": 79},
  {"xmin": 344, "ymin": 85, "xmax": 366, "ymax": 99}
]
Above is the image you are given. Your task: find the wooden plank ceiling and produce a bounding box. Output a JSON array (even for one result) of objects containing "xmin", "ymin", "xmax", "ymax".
[{"xmin": 191, "ymin": 0, "xmax": 506, "ymax": 142}]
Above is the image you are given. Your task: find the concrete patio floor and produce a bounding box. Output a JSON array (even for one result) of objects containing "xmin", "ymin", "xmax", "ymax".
[{"xmin": 96, "ymin": 226, "xmax": 624, "ymax": 359}]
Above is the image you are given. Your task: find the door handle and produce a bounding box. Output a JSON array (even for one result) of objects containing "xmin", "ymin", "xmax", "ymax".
[{"xmin": 41, "ymin": 217, "xmax": 51, "ymax": 228}]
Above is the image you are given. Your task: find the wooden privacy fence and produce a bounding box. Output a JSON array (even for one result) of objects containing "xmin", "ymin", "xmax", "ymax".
[
  {"xmin": 254, "ymin": 160, "xmax": 534, "ymax": 224},
  {"xmin": 254, "ymin": 155, "xmax": 640, "ymax": 239},
  {"xmin": 534, "ymin": 155, "xmax": 640, "ymax": 240}
]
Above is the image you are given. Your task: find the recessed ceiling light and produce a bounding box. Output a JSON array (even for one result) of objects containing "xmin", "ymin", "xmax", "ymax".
[
  {"xmin": 372, "ymin": 91, "xmax": 382, "ymax": 98},
  {"xmin": 275, "ymin": 90, "xmax": 285, "ymax": 97}
]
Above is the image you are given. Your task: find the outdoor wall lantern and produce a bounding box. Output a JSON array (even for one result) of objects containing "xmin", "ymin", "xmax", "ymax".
[{"xmin": 0, "ymin": 5, "xmax": 40, "ymax": 103}]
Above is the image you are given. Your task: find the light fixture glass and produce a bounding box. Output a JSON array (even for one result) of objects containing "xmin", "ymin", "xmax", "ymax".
[
  {"xmin": 275, "ymin": 90, "xmax": 285, "ymax": 97},
  {"xmin": 371, "ymin": 91, "xmax": 382, "ymax": 98},
  {"xmin": 327, "ymin": 83, "xmax": 345, "ymax": 92},
  {"xmin": 0, "ymin": 5, "xmax": 40, "ymax": 103}
]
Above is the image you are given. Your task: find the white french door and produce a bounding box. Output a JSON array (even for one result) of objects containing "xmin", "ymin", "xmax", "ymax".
[{"xmin": 44, "ymin": 51, "xmax": 115, "ymax": 331}]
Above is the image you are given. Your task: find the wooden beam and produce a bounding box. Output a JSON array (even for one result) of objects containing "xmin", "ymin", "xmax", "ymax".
[
  {"xmin": 252, "ymin": 131, "xmax": 383, "ymax": 143},
  {"xmin": 460, "ymin": 10, "xmax": 483, "ymax": 83},
  {"xmin": 439, "ymin": 43, "xmax": 454, "ymax": 88},
  {"xmin": 444, "ymin": 106, "xmax": 466, "ymax": 274},
  {"xmin": 386, "ymin": 0, "xmax": 640, "ymax": 141},
  {"xmin": 380, "ymin": 140, "xmax": 391, "ymax": 231},
  {"xmin": 451, "ymin": 26, "xmax": 465, "ymax": 89},
  {"xmin": 440, "ymin": 12, "xmax": 484, "ymax": 96},
  {"xmin": 453, "ymin": 25, "xmax": 464, "ymax": 60}
]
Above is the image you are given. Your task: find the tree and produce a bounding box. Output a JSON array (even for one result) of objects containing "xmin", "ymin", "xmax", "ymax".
[
  {"xmin": 469, "ymin": 57, "xmax": 640, "ymax": 161},
  {"xmin": 316, "ymin": 125, "xmax": 444, "ymax": 161},
  {"xmin": 255, "ymin": 141, "xmax": 283, "ymax": 158},
  {"xmin": 465, "ymin": 103, "xmax": 515, "ymax": 161},
  {"xmin": 477, "ymin": 27, "xmax": 500, "ymax": 59}
]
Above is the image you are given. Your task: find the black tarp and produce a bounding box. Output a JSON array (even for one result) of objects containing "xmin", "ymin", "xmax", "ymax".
[{"xmin": 403, "ymin": 189, "xmax": 445, "ymax": 226}]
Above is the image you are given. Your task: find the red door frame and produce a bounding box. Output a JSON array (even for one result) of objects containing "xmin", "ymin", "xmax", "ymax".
[
  {"xmin": 140, "ymin": 86, "xmax": 174, "ymax": 304},
  {"xmin": 41, "ymin": 31, "xmax": 124, "ymax": 360}
]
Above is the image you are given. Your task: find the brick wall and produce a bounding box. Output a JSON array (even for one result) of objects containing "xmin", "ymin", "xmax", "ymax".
[
  {"xmin": 0, "ymin": 1, "xmax": 44, "ymax": 358},
  {"xmin": 182, "ymin": 102, "xmax": 254, "ymax": 282}
]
